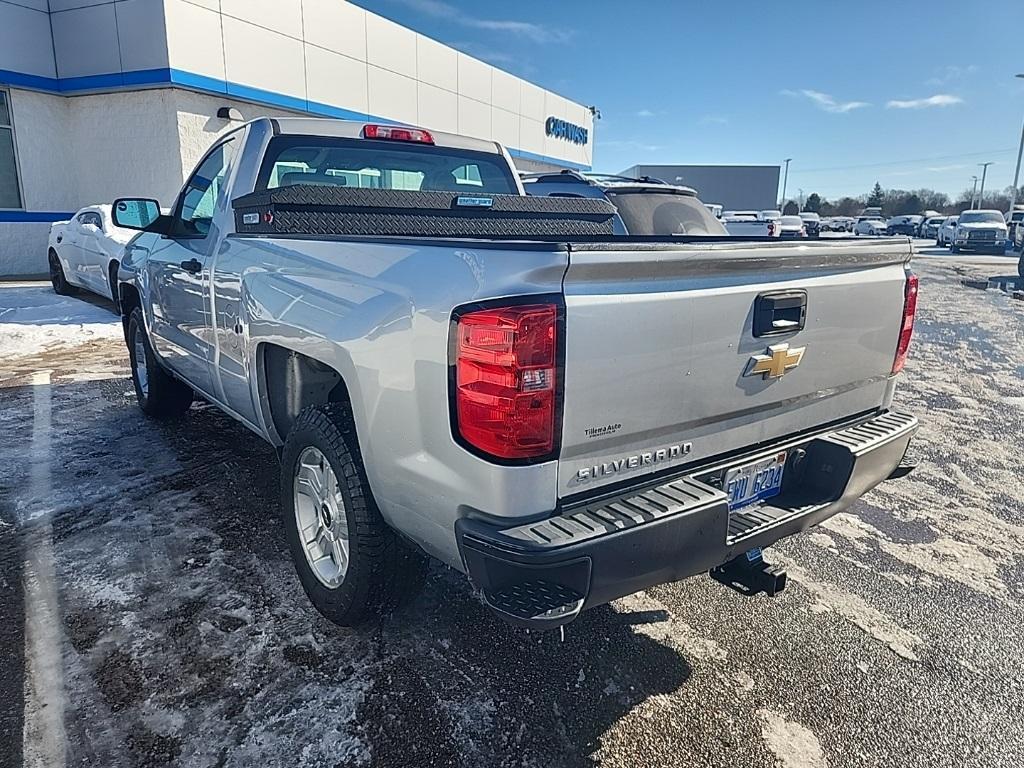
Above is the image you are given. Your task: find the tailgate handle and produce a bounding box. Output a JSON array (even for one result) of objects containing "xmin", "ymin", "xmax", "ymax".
[{"xmin": 753, "ymin": 290, "xmax": 807, "ymax": 337}]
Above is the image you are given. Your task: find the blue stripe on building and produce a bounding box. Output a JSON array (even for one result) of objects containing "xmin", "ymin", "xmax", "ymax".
[{"xmin": 0, "ymin": 67, "xmax": 591, "ymax": 173}]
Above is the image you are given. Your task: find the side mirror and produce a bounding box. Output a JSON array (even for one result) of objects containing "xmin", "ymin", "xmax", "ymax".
[{"xmin": 113, "ymin": 198, "xmax": 161, "ymax": 231}]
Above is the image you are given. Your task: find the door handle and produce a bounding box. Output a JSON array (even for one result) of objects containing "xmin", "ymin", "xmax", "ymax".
[
  {"xmin": 753, "ymin": 290, "xmax": 807, "ymax": 337},
  {"xmin": 180, "ymin": 258, "xmax": 202, "ymax": 274}
]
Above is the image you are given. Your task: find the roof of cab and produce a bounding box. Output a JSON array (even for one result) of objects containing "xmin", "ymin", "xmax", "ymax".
[{"xmin": 259, "ymin": 116, "xmax": 505, "ymax": 155}]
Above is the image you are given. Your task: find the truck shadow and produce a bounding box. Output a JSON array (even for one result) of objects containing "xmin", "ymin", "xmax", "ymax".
[{"xmin": 0, "ymin": 376, "xmax": 692, "ymax": 768}]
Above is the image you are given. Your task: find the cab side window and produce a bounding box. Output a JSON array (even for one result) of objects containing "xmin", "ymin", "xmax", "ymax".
[{"xmin": 176, "ymin": 139, "xmax": 237, "ymax": 237}]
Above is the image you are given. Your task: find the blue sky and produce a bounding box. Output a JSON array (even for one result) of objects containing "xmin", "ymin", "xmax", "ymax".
[{"xmin": 359, "ymin": 0, "xmax": 1024, "ymax": 202}]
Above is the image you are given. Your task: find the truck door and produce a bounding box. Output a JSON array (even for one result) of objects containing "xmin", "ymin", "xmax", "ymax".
[{"xmin": 145, "ymin": 137, "xmax": 238, "ymax": 398}]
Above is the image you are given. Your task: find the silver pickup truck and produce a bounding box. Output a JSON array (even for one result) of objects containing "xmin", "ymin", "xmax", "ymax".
[{"xmin": 113, "ymin": 117, "xmax": 919, "ymax": 630}]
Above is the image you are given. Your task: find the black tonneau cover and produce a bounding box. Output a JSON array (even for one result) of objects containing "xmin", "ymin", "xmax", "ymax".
[{"xmin": 232, "ymin": 185, "xmax": 617, "ymax": 238}]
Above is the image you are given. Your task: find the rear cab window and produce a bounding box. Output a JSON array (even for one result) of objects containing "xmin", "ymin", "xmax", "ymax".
[{"xmin": 257, "ymin": 135, "xmax": 518, "ymax": 195}]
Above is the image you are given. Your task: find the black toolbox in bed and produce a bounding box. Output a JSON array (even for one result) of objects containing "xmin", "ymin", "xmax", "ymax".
[{"xmin": 232, "ymin": 185, "xmax": 617, "ymax": 238}]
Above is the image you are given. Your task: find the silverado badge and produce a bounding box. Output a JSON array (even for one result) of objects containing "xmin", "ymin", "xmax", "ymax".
[{"xmin": 746, "ymin": 343, "xmax": 806, "ymax": 380}]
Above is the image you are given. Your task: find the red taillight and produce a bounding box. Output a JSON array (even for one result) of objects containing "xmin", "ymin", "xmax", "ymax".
[
  {"xmin": 767, "ymin": 222, "xmax": 776, "ymax": 236},
  {"xmin": 363, "ymin": 124, "xmax": 434, "ymax": 144},
  {"xmin": 454, "ymin": 304, "xmax": 558, "ymax": 460},
  {"xmin": 892, "ymin": 272, "xmax": 919, "ymax": 374}
]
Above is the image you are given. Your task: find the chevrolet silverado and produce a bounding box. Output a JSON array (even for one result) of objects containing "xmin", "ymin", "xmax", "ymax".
[{"xmin": 112, "ymin": 117, "xmax": 919, "ymax": 630}]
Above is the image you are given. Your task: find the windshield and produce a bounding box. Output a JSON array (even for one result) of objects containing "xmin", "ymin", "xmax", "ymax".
[
  {"xmin": 605, "ymin": 190, "xmax": 728, "ymax": 235},
  {"xmin": 781, "ymin": 216, "xmax": 803, "ymax": 226},
  {"xmin": 257, "ymin": 135, "xmax": 518, "ymax": 194},
  {"xmin": 958, "ymin": 211, "xmax": 1004, "ymax": 224},
  {"xmin": 799, "ymin": 213, "xmax": 820, "ymax": 220}
]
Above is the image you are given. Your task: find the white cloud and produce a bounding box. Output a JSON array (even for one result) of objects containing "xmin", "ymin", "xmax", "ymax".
[
  {"xmin": 886, "ymin": 94, "xmax": 963, "ymax": 109},
  {"xmin": 926, "ymin": 64, "xmax": 978, "ymax": 86},
  {"xmin": 780, "ymin": 89, "xmax": 870, "ymax": 113},
  {"xmin": 700, "ymin": 115, "xmax": 729, "ymax": 125},
  {"xmin": 636, "ymin": 109, "xmax": 657, "ymax": 118},
  {"xmin": 390, "ymin": 0, "xmax": 572, "ymax": 43}
]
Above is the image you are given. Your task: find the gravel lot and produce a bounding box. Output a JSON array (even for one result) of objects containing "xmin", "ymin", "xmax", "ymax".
[{"xmin": 1, "ymin": 246, "xmax": 1022, "ymax": 768}]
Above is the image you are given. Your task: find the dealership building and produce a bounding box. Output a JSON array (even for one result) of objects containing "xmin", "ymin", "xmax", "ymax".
[
  {"xmin": 619, "ymin": 164, "xmax": 781, "ymax": 212},
  {"xmin": 0, "ymin": 0, "xmax": 595, "ymax": 276}
]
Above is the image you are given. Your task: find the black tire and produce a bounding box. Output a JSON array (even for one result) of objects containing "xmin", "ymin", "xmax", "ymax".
[
  {"xmin": 1018, "ymin": 255, "xmax": 1024, "ymax": 280},
  {"xmin": 127, "ymin": 307, "xmax": 194, "ymax": 419},
  {"xmin": 48, "ymin": 249, "xmax": 76, "ymax": 296},
  {"xmin": 951, "ymin": 244, "xmax": 960, "ymax": 254},
  {"xmin": 281, "ymin": 403, "xmax": 425, "ymax": 626}
]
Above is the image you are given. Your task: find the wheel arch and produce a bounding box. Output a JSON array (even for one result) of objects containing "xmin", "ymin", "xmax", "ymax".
[{"xmin": 255, "ymin": 341, "xmax": 359, "ymax": 450}]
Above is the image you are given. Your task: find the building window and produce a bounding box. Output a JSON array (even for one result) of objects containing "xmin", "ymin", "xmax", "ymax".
[{"xmin": 0, "ymin": 90, "xmax": 23, "ymax": 209}]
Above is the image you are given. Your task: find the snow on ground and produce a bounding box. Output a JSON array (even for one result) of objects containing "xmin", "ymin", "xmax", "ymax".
[{"xmin": 0, "ymin": 283, "xmax": 122, "ymax": 359}]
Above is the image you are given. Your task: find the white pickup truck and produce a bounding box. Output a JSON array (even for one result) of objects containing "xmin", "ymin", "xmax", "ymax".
[
  {"xmin": 722, "ymin": 210, "xmax": 781, "ymax": 237},
  {"xmin": 112, "ymin": 117, "xmax": 919, "ymax": 630}
]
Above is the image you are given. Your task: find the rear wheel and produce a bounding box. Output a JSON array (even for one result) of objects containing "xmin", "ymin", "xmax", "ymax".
[
  {"xmin": 281, "ymin": 403, "xmax": 425, "ymax": 626},
  {"xmin": 48, "ymin": 250, "xmax": 76, "ymax": 296},
  {"xmin": 127, "ymin": 307, "xmax": 193, "ymax": 418}
]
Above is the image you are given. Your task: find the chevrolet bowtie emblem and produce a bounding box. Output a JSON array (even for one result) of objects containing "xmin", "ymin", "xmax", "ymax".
[{"xmin": 746, "ymin": 343, "xmax": 806, "ymax": 380}]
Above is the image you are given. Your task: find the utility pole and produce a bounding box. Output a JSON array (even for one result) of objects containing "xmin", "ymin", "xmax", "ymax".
[
  {"xmin": 798, "ymin": 188, "xmax": 804, "ymax": 211},
  {"xmin": 1011, "ymin": 74, "xmax": 1024, "ymax": 211},
  {"xmin": 978, "ymin": 162, "xmax": 993, "ymax": 207},
  {"xmin": 780, "ymin": 158, "xmax": 791, "ymax": 210},
  {"xmin": 970, "ymin": 176, "xmax": 979, "ymax": 209}
]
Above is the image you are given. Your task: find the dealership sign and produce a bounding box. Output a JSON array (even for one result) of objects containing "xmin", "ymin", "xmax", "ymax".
[{"xmin": 545, "ymin": 116, "xmax": 589, "ymax": 146}]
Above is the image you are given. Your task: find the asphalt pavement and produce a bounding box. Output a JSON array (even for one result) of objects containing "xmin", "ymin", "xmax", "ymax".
[{"xmin": 0, "ymin": 246, "xmax": 1022, "ymax": 767}]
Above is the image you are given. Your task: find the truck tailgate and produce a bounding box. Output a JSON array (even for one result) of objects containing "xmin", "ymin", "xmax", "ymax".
[{"xmin": 558, "ymin": 239, "xmax": 911, "ymax": 498}]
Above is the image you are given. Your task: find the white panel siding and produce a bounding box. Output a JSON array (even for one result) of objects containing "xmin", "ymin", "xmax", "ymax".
[
  {"xmin": 491, "ymin": 69, "xmax": 520, "ymax": 115},
  {"xmin": 367, "ymin": 65, "xmax": 417, "ymax": 126},
  {"xmin": 456, "ymin": 53, "xmax": 490, "ymax": 104},
  {"xmin": 365, "ymin": 12, "xmax": 416, "ymax": 79},
  {"xmin": 4, "ymin": 0, "xmax": 47, "ymax": 11},
  {"xmin": 0, "ymin": 1, "xmax": 55, "ymax": 78},
  {"xmin": 415, "ymin": 35, "xmax": 457, "ymax": 93},
  {"xmin": 520, "ymin": 81, "xmax": 545, "ymax": 122},
  {"xmin": 115, "ymin": 0, "xmax": 169, "ymax": 73},
  {"xmin": 417, "ymin": 82, "xmax": 457, "ymax": 134},
  {"xmin": 490, "ymin": 106, "xmax": 518, "ymax": 152},
  {"xmin": 223, "ymin": 16, "xmax": 306, "ymax": 100},
  {"xmin": 164, "ymin": 0, "xmax": 226, "ymax": 81},
  {"xmin": 301, "ymin": 0, "xmax": 366, "ymax": 60},
  {"xmin": 457, "ymin": 95, "xmax": 489, "ymax": 140},
  {"xmin": 221, "ymin": 0, "xmax": 304, "ymax": 41},
  {"xmin": 304, "ymin": 44, "xmax": 368, "ymax": 115},
  {"xmin": 50, "ymin": 4, "xmax": 120, "ymax": 78},
  {"xmin": 518, "ymin": 116, "xmax": 545, "ymax": 155}
]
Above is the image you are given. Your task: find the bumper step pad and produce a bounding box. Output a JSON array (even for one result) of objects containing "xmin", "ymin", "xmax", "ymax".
[{"xmin": 484, "ymin": 581, "xmax": 585, "ymax": 624}]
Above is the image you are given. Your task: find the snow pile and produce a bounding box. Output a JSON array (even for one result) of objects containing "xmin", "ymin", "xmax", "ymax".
[{"xmin": 0, "ymin": 283, "xmax": 122, "ymax": 359}]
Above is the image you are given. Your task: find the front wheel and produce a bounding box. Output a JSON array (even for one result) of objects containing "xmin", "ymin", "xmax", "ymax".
[
  {"xmin": 1018, "ymin": 255, "xmax": 1023, "ymax": 279},
  {"xmin": 127, "ymin": 307, "xmax": 194, "ymax": 418},
  {"xmin": 951, "ymin": 244, "xmax": 961, "ymax": 253},
  {"xmin": 48, "ymin": 250, "xmax": 76, "ymax": 296},
  {"xmin": 281, "ymin": 403, "xmax": 425, "ymax": 626}
]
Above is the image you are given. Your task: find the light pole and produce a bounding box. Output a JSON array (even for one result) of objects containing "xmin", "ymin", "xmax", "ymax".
[
  {"xmin": 798, "ymin": 188, "xmax": 804, "ymax": 211},
  {"xmin": 978, "ymin": 162, "xmax": 993, "ymax": 207},
  {"xmin": 1011, "ymin": 74, "xmax": 1024, "ymax": 211},
  {"xmin": 780, "ymin": 158, "xmax": 792, "ymax": 210},
  {"xmin": 970, "ymin": 176, "xmax": 979, "ymax": 208}
]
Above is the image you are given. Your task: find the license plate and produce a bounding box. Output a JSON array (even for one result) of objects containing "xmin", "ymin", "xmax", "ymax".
[{"xmin": 724, "ymin": 451, "xmax": 787, "ymax": 511}]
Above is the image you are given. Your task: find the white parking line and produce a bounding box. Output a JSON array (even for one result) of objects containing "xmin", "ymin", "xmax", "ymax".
[{"xmin": 21, "ymin": 370, "xmax": 68, "ymax": 768}]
